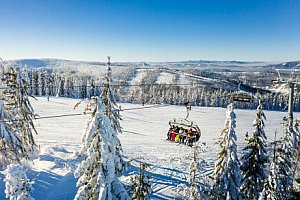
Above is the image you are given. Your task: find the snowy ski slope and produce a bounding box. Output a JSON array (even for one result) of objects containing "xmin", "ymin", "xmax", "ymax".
[{"xmin": 0, "ymin": 97, "xmax": 296, "ymax": 199}]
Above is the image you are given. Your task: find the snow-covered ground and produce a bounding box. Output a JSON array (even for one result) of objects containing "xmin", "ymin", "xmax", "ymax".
[
  {"xmin": 129, "ymin": 69, "xmax": 148, "ymax": 85},
  {"xmin": 156, "ymin": 72, "xmax": 175, "ymax": 84},
  {"xmin": 0, "ymin": 97, "xmax": 296, "ymax": 199}
]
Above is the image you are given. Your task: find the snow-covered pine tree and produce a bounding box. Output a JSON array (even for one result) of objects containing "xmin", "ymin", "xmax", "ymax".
[
  {"xmin": 101, "ymin": 56, "xmax": 127, "ymax": 176},
  {"xmin": 15, "ymin": 68, "xmax": 38, "ymax": 157},
  {"xmin": 0, "ymin": 79, "xmax": 26, "ymax": 169},
  {"xmin": 294, "ymin": 118, "xmax": 300, "ymax": 183},
  {"xmin": 211, "ymin": 103, "xmax": 242, "ymax": 200},
  {"xmin": 1, "ymin": 67, "xmax": 37, "ymax": 199},
  {"xmin": 63, "ymin": 76, "xmax": 70, "ymax": 97},
  {"xmin": 262, "ymin": 111, "xmax": 299, "ymax": 200},
  {"xmin": 260, "ymin": 118, "xmax": 295, "ymax": 200},
  {"xmin": 275, "ymin": 117, "xmax": 296, "ymax": 198},
  {"xmin": 240, "ymin": 100, "xmax": 268, "ymax": 199},
  {"xmin": 2, "ymin": 67, "xmax": 38, "ymax": 160},
  {"xmin": 87, "ymin": 78, "xmax": 95, "ymax": 99},
  {"xmin": 130, "ymin": 160, "xmax": 152, "ymax": 200},
  {"xmin": 74, "ymin": 97, "xmax": 129, "ymax": 200},
  {"xmin": 31, "ymin": 70, "xmax": 38, "ymax": 96},
  {"xmin": 38, "ymin": 70, "xmax": 45, "ymax": 96},
  {"xmin": 204, "ymin": 93, "xmax": 210, "ymax": 107},
  {"xmin": 54, "ymin": 73, "xmax": 61, "ymax": 97},
  {"xmin": 102, "ymin": 57, "xmax": 121, "ymax": 133},
  {"xmin": 0, "ymin": 90, "xmax": 26, "ymax": 171},
  {"xmin": 22, "ymin": 68, "xmax": 32, "ymax": 96},
  {"xmin": 177, "ymin": 143, "xmax": 210, "ymax": 200},
  {"xmin": 45, "ymin": 73, "xmax": 51, "ymax": 97},
  {"xmin": 294, "ymin": 118, "xmax": 300, "ymax": 141},
  {"xmin": 2, "ymin": 164, "xmax": 34, "ymax": 200},
  {"xmin": 259, "ymin": 153, "xmax": 281, "ymax": 200}
]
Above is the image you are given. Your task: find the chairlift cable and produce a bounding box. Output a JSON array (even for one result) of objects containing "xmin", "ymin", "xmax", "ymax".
[
  {"xmin": 121, "ymin": 104, "xmax": 171, "ymax": 111},
  {"xmin": 0, "ymin": 104, "xmax": 185, "ymax": 122}
]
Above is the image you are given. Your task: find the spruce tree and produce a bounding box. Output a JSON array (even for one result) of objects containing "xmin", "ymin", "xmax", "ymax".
[
  {"xmin": 101, "ymin": 56, "xmax": 127, "ymax": 175},
  {"xmin": 16, "ymin": 68, "xmax": 38, "ymax": 156},
  {"xmin": 1, "ymin": 65, "xmax": 36, "ymax": 199},
  {"xmin": 259, "ymin": 154, "xmax": 282, "ymax": 200},
  {"xmin": 2, "ymin": 164, "xmax": 34, "ymax": 200},
  {"xmin": 74, "ymin": 97, "xmax": 129, "ymax": 200},
  {"xmin": 0, "ymin": 86, "xmax": 26, "ymax": 169},
  {"xmin": 240, "ymin": 101, "xmax": 268, "ymax": 199},
  {"xmin": 1, "ymin": 67, "xmax": 38, "ymax": 160},
  {"xmin": 102, "ymin": 56, "xmax": 122, "ymax": 134},
  {"xmin": 177, "ymin": 143, "xmax": 209, "ymax": 200},
  {"xmin": 276, "ymin": 118, "xmax": 295, "ymax": 198},
  {"xmin": 1, "ymin": 63, "xmax": 22, "ymax": 169},
  {"xmin": 260, "ymin": 116, "xmax": 296, "ymax": 199},
  {"xmin": 294, "ymin": 118, "xmax": 300, "ymax": 145},
  {"xmin": 294, "ymin": 118, "xmax": 300, "ymax": 188},
  {"xmin": 211, "ymin": 103, "xmax": 242, "ymax": 200},
  {"xmin": 130, "ymin": 160, "xmax": 152, "ymax": 200}
]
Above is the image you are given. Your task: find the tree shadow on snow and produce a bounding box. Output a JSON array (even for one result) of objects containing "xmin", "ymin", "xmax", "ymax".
[
  {"xmin": 0, "ymin": 174, "xmax": 6, "ymax": 199},
  {"xmin": 124, "ymin": 162, "xmax": 187, "ymax": 200},
  {"xmin": 28, "ymin": 170, "xmax": 77, "ymax": 200}
]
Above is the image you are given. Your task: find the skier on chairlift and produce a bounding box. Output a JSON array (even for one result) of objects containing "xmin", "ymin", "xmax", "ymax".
[{"xmin": 244, "ymin": 132, "xmax": 249, "ymax": 141}]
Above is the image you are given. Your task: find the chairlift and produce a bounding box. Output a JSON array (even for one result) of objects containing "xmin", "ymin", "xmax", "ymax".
[
  {"xmin": 233, "ymin": 93, "xmax": 252, "ymax": 102},
  {"xmin": 233, "ymin": 83, "xmax": 252, "ymax": 103},
  {"xmin": 166, "ymin": 102, "xmax": 201, "ymax": 146}
]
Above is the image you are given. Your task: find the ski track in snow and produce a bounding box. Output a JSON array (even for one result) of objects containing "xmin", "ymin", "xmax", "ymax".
[
  {"xmin": 0, "ymin": 97, "xmax": 297, "ymax": 199},
  {"xmin": 129, "ymin": 69, "xmax": 148, "ymax": 86}
]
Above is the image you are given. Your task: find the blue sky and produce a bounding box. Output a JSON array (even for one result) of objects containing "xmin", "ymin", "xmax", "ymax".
[{"xmin": 0, "ymin": 0, "xmax": 299, "ymax": 62}]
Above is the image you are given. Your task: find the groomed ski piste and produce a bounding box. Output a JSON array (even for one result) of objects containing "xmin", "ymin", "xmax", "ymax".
[{"xmin": 0, "ymin": 96, "xmax": 295, "ymax": 199}]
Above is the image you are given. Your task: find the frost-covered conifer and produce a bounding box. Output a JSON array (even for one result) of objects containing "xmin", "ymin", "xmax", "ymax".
[
  {"xmin": 2, "ymin": 164, "xmax": 34, "ymax": 200},
  {"xmin": 54, "ymin": 73, "xmax": 61, "ymax": 97},
  {"xmin": 87, "ymin": 79, "xmax": 95, "ymax": 99},
  {"xmin": 22, "ymin": 68, "xmax": 32, "ymax": 95},
  {"xmin": 260, "ymin": 116, "xmax": 296, "ymax": 199},
  {"xmin": 16, "ymin": 68, "xmax": 38, "ymax": 157},
  {"xmin": 1, "ymin": 65, "xmax": 36, "ymax": 198},
  {"xmin": 74, "ymin": 97, "xmax": 129, "ymax": 200},
  {"xmin": 101, "ymin": 57, "xmax": 127, "ymax": 175},
  {"xmin": 294, "ymin": 118, "xmax": 300, "ymax": 184},
  {"xmin": 277, "ymin": 118, "xmax": 295, "ymax": 197},
  {"xmin": 0, "ymin": 91, "xmax": 26, "ymax": 170},
  {"xmin": 259, "ymin": 159, "xmax": 280, "ymax": 200},
  {"xmin": 2, "ymin": 67, "xmax": 38, "ymax": 160},
  {"xmin": 102, "ymin": 57, "xmax": 122, "ymax": 134},
  {"xmin": 177, "ymin": 143, "xmax": 209, "ymax": 200},
  {"xmin": 212, "ymin": 103, "xmax": 242, "ymax": 200},
  {"xmin": 240, "ymin": 101, "xmax": 268, "ymax": 199},
  {"xmin": 294, "ymin": 118, "xmax": 300, "ymax": 145},
  {"xmin": 31, "ymin": 70, "xmax": 38, "ymax": 96},
  {"xmin": 0, "ymin": 83, "xmax": 26, "ymax": 169},
  {"xmin": 130, "ymin": 161, "xmax": 152, "ymax": 200},
  {"xmin": 38, "ymin": 70, "xmax": 45, "ymax": 96}
]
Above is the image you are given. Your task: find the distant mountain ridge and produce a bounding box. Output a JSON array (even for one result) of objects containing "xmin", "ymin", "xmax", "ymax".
[
  {"xmin": 4, "ymin": 58, "xmax": 300, "ymax": 95},
  {"xmin": 3, "ymin": 58, "xmax": 300, "ymax": 70},
  {"xmin": 6, "ymin": 58, "xmax": 106, "ymax": 68}
]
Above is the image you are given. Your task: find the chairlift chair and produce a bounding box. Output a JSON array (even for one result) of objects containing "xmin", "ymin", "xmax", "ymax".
[
  {"xmin": 233, "ymin": 92, "xmax": 252, "ymax": 102},
  {"xmin": 166, "ymin": 103, "xmax": 201, "ymax": 146},
  {"xmin": 168, "ymin": 118, "xmax": 201, "ymax": 134},
  {"xmin": 233, "ymin": 82, "xmax": 253, "ymax": 103}
]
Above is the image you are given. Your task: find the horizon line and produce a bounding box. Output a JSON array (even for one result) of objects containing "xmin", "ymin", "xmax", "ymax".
[{"xmin": 2, "ymin": 57, "xmax": 296, "ymax": 64}]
